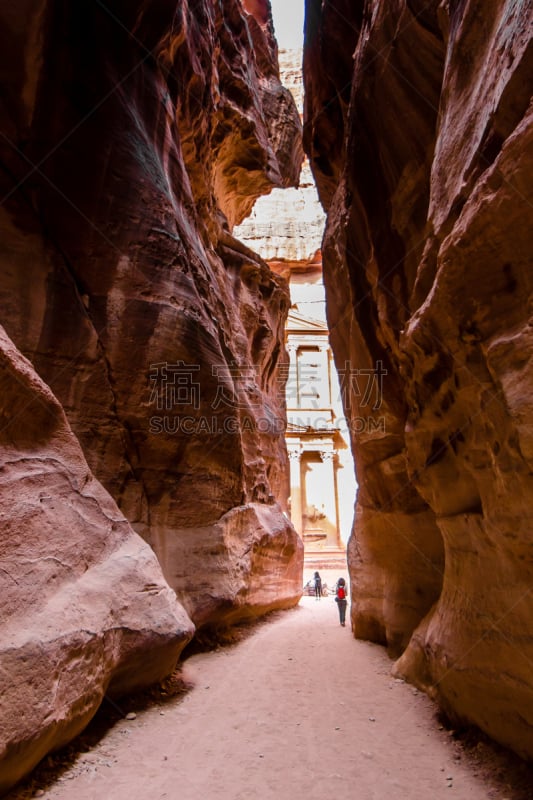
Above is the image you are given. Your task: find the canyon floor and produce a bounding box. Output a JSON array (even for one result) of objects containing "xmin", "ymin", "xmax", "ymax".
[{"xmin": 8, "ymin": 574, "xmax": 533, "ymax": 800}]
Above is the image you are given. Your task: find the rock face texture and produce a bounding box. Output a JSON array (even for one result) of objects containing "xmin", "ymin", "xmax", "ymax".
[
  {"xmin": 234, "ymin": 155, "xmax": 325, "ymax": 263},
  {"xmin": 0, "ymin": 0, "xmax": 303, "ymax": 630},
  {"xmin": 235, "ymin": 50, "xmax": 326, "ymax": 264},
  {"xmin": 0, "ymin": 0, "xmax": 304, "ymax": 789},
  {"xmin": 304, "ymin": 0, "xmax": 533, "ymax": 758},
  {"xmin": 0, "ymin": 326, "xmax": 194, "ymax": 793}
]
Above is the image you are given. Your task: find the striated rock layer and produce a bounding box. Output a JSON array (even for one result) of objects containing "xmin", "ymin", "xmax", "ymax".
[
  {"xmin": 0, "ymin": 0, "xmax": 303, "ymax": 632},
  {"xmin": 0, "ymin": 0, "xmax": 303, "ymax": 789},
  {"xmin": 0, "ymin": 326, "xmax": 194, "ymax": 793},
  {"xmin": 234, "ymin": 49, "xmax": 326, "ymax": 265},
  {"xmin": 304, "ymin": 0, "xmax": 533, "ymax": 757}
]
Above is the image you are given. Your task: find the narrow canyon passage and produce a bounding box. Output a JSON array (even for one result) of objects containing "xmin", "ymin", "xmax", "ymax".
[
  {"xmin": 11, "ymin": 595, "xmax": 528, "ymax": 800},
  {"xmin": 1, "ymin": 0, "xmax": 532, "ymax": 791}
]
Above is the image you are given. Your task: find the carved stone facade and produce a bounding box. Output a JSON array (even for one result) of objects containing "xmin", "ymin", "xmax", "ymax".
[
  {"xmin": 285, "ymin": 302, "xmax": 348, "ymax": 565},
  {"xmin": 235, "ymin": 49, "xmax": 355, "ymax": 567}
]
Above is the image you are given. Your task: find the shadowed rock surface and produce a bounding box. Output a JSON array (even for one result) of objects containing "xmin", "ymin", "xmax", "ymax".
[
  {"xmin": 0, "ymin": 0, "xmax": 303, "ymax": 630},
  {"xmin": 304, "ymin": 0, "xmax": 533, "ymax": 758},
  {"xmin": 0, "ymin": 325, "xmax": 195, "ymax": 793},
  {"xmin": 0, "ymin": 0, "xmax": 303, "ymax": 790}
]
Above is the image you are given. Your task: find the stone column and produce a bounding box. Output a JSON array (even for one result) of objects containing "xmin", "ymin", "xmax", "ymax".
[
  {"xmin": 317, "ymin": 343, "xmax": 332, "ymax": 406},
  {"xmin": 319, "ymin": 450, "xmax": 341, "ymax": 547},
  {"xmin": 288, "ymin": 447, "xmax": 303, "ymax": 535},
  {"xmin": 286, "ymin": 342, "xmax": 298, "ymax": 412}
]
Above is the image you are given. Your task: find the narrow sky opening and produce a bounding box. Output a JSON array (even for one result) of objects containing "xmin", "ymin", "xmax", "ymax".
[{"xmin": 270, "ymin": 0, "xmax": 304, "ymax": 50}]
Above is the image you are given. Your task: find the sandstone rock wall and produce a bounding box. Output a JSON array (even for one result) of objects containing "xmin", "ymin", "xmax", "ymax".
[
  {"xmin": 0, "ymin": 0, "xmax": 304, "ymax": 789},
  {"xmin": 0, "ymin": 0, "xmax": 304, "ymax": 635},
  {"xmin": 234, "ymin": 49, "xmax": 326, "ymax": 264},
  {"xmin": 304, "ymin": 0, "xmax": 533, "ymax": 757},
  {"xmin": 0, "ymin": 326, "xmax": 194, "ymax": 792}
]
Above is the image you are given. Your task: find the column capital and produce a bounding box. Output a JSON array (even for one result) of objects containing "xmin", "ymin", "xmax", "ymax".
[
  {"xmin": 287, "ymin": 448, "xmax": 301, "ymax": 460},
  {"xmin": 320, "ymin": 450, "xmax": 337, "ymax": 462}
]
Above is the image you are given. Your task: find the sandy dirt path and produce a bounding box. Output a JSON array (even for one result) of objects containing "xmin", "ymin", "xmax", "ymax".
[{"xmin": 10, "ymin": 592, "xmax": 532, "ymax": 800}]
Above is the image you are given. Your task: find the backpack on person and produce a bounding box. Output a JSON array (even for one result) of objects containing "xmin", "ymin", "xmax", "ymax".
[{"xmin": 336, "ymin": 577, "xmax": 346, "ymax": 600}]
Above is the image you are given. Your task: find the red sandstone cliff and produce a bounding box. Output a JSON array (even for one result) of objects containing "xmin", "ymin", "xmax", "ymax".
[
  {"xmin": 0, "ymin": 325, "xmax": 194, "ymax": 792},
  {"xmin": 0, "ymin": 0, "xmax": 303, "ymax": 625},
  {"xmin": 0, "ymin": 0, "xmax": 303, "ymax": 790},
  {"xmin": 304, "ymin": 0, "xmax": 533, "ymax": 758}
]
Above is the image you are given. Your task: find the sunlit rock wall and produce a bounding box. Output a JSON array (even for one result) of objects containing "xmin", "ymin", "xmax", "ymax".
[
  {"xmin": 235, "ymin": 49, "xmax": 326, "ymax": 264},
  {"xmin": 304, "ymin": 0, "xmax": 533, "ymax": 758},
  {"xmin": 234, "ymin": 157, "xmax": 324, "ymax": 263}
]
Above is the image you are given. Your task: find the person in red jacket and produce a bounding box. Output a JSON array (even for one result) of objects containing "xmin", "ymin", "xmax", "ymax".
[{"xmin": 335, "ymin": 577, "xmax": 348, "ymax": 626}]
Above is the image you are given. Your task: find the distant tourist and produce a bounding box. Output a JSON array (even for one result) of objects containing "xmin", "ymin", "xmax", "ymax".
[
  {"xmin": 314, "ymin": 571, "xmax": 322, "ymax": 600},
  {"xmin": 335, "ymin": 577, "xmax": 348, "ymax": 626}
]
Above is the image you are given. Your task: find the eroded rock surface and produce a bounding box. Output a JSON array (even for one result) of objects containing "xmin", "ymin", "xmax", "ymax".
[
  {"xmin": 0, "ymin": 326, "xmax": 194, "ymax": 793},
  {"xmin": 234, "ymin": 49, "xmax": 326, "ymax": 264},
  {"xmin": 304, "ymin": 0, "xmax": 533, "ymax": 757},
  {"xmin": 0, "ymin": 0, "xmax": 303, "ymax": 635},
  {"xmin": 0, "ymin": 0, "xmax": 304, "ymax": 789}
]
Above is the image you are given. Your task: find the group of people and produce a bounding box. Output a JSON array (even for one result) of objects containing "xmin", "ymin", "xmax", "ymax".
[{"xmin": 312, "ymin": 571, "xmax": 348, "ymax": 626}]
